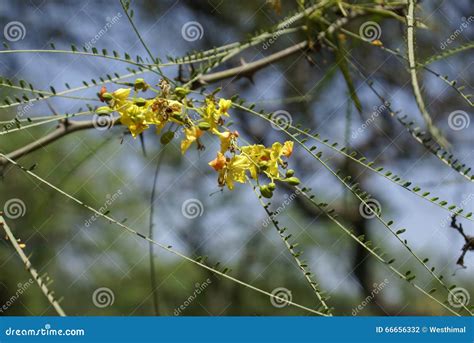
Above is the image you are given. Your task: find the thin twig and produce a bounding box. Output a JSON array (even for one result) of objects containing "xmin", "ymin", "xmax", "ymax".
[
  {"xmin": 197, "ymin": 41, "xmax": 308, "ymax": 86},
  {"xmin": 0, "ymin": 118, "xmax": 118, "ymax": 168},
  {"xmin": 148, "ymin": 147, "xmax": 167, "ymax": 315},
  {"xmin": 406, "ymin": 0, "xmax": 449, "ymax": 148},
  {"xmin": 0, "ymin": 216, "xmax": 66, "ymax": 316}
]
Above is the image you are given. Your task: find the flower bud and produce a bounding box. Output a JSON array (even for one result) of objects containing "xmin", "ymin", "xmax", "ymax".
[
  {"xmin": 101, "ymin": 92, "xmax": 113, "ymax": 101},
  {"xmin": 160, "ymin": 131, "xmax": 175, "ymax": 145},
  {"xmin": 96, "ymin": 106, "xmax": 112, "ymax": 116},
  {"xmin": 134, "ymin": 97, "xmax": 147, "ymax": 107},
  {"xmin": 113, "ymin": 88, "xmax": 131, "ymax": 101},
  {"xmin": 286, "ymin": 169, "xmax": 295, "ymax": 177},
  {"xmin": 134, "ymin": 78, "xmax": 147, "ymax": 90},
  {"xmin": 268, "ymin": 182, "xmax": 276, "ymax": 191},
  {"xmin": 175, "ymin": 87, "xmax": 190, "ymax": 98},
  {"xmin": 371, "ymin": 39, "xmax": 383, "ymax": 47},
  {"xmin": 198, "ymin": 122, "xmax": 211, "ymax": 131},
  {"xmin": 284, "ymin": 177, "xmax": 300, "ymax": 186},
  {"xmin": 260, "ymin": 185, "xmax": 273, "ymax": 198}
]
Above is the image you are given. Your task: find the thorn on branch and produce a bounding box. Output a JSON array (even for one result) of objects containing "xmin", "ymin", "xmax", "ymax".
[{"xmin": 450, "ymin": 215, "xmax": 474, "ymax": 268}]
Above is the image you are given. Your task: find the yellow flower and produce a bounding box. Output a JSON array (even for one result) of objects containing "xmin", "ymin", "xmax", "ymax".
[
  {"xmin": 209, "ymin": 152, "xmax": 226, "ymax": 171},
  {"xmin": 200, "ymin": 98, "xmax": 231, "ymax": 133},
  {"xmin": 282, "ymin": 141, "xmax": 293, "ymax": 157},
  {"xmin": 209, "ymin": 153, "xmax": 252, "ymax": 190},
  {"xmin": 239, "ymin": 141, "xmax": 294, "ymax": 181},
  {"xmin": 218, "ymin": 99, "xmax": 232, "ymax": 116},
  {"xmin": 119, "ymin": 104, "xmax": 149, "ymax": 137},
  {"xmin": 215, "ymin": 130, "xmax": 239, "ymax": 153},
  {"xmin": 265, "ymin": 141, "xmax": 293, "ymax": 179},
  {"xmin": 180, "ymin": 126, "xmax": 203, "ymax": 154},
  {"xmin": 112, "ymin": 88, "xmax": 131, "ymax": 103},
  {"xmin": 240, "ymin": 144, "xmax": 267, "ymax": 179},
  {"xmin": 224, "ymin": 155, "xmax": 250, "ymax": 189}
]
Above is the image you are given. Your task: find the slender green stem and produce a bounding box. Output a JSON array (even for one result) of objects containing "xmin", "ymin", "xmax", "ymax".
[{"xmin": 0, "ymin": 216, "xmax": 67, "ymax": 316}]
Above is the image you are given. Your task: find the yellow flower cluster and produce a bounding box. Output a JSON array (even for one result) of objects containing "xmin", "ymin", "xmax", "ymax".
[
  {"xmin": 209, "ymin": 141, "xmax": 294, "ymax": 191},
  {"xmin": 96, "ymin": 79, "xmax": 298, "ymax": 194}
]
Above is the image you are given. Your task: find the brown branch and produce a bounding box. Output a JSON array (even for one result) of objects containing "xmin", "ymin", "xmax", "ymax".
[
  {"xmin": 196, "ymin": 41, "xmax": 309, "ymax": 86},
  {"xmin": 0, "ymin": 118, "xmax": 118, "ymax": 167}
]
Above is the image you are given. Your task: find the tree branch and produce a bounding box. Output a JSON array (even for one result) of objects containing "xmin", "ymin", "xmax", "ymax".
[
  {"xmin": 0, "ymin": 118, "xmax": 118, "ymax": 167},
  {"xmin": 197, "ymin": 41, "xmax": 309, "ymax": 85},
  {"xmin": 0, "ymin": 215, "xmax": 67, "ymax": 316}
]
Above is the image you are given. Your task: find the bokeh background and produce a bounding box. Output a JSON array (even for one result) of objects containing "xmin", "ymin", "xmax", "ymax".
[{"xmin": 0, "ymin": 0, "xmax": 472, "ymax": 316}]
